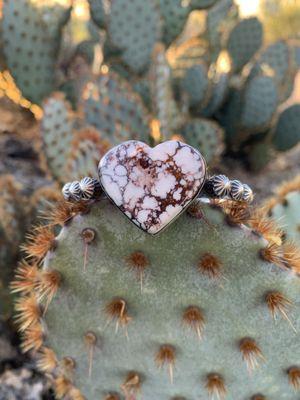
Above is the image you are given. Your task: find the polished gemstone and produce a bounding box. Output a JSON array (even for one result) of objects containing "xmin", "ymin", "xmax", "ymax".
[{"xmin": 98, "ymin": 140, "xmax": 206, "ymax": 234}]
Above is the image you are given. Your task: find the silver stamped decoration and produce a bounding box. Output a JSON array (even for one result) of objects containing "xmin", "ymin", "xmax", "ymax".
[{"xmin": 98, "ymin": 140, "xmax": 207, "ymax": 234}]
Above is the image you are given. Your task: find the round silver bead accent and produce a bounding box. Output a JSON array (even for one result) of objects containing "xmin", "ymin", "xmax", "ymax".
[
  {"xmin": 80, "ymin": 177, "xmax": 95, "ymax": 200},
  {"xmin": 242, "ymin": 184, "xmax": 254, "ymax": 203},
  {"xmin": 212, "ymin": 174, "xmax": 231, "ymax": 197},
  {"xmin": 91, "ymin": 178, "xmax": 102, "ymax": 198},
  {"xmin": 69, "ymin": 180, "xmax": 82, "ymax": 201},
  {"xmin": 62, "ymin": 182, "xmax": 72, "ymax": 201},
  {"xmin": 230, "ymin": 179, "xmax": 244, "ymax": 200}
]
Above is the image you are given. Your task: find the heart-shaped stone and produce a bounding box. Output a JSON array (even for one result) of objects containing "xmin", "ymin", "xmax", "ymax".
[{"xmin": 98, "ymin": 140, "xmax": 206, "ymax": 234}]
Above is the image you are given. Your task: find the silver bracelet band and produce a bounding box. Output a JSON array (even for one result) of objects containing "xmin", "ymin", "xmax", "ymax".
[{"xmin": 62, "ymin": 174, "xmax": 254, "ymax": 204}]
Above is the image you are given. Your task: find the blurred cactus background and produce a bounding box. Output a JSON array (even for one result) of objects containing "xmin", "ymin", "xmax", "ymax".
[{"xmin": 0, "ymin": 0, "xmax": 299, "ymax": 398}]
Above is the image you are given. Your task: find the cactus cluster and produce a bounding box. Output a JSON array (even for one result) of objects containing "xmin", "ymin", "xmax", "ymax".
[
  {"xmin": 0, "ymin": 1, "xmax": 299, "ymax": 398},
  {"xmin": 0, "ymin": 0, "xmax": 298, "ymax": 176},
  {"xmin": 12, "ymin": 196, "xmax": 300, "ymax": 399}
]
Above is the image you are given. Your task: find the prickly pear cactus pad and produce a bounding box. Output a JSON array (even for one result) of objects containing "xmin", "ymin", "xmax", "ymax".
[
  {"xmin": 158, "ymin": 0, "xmax": 190, "ymax": 47},
  {"xmin": 14, "ymin": 198, "xmax": 300, "ymax": 400},
  {"xmin": 247, "ymin": 142, "xmax": 273, "ymax": 173},
  {"xmin": 107, "ymin": 0, "xmax": 160, "ymax": 73},
  {"xmin": 182, "ymin": 64, "xmax": 209, "ymax": 108},
  {"xmin": 218, "ymin": 87, "xmax": 243, "ymax": 145},
  {"xmin": 249, "ymin": 40, "xmax": 296, "ymax": 101},
  {"xmin": 35, "ymin": 0, "xmax": 72, "ymax": 40},
  {"xmin": 170, "ymin": 38, "xmax": 210, "ymax": 79},
  {"xmin": 207, "ymin": 0, "xmax": 238, "ymax": 56},
  {"xmin": 2, "ymin": 0, "xmax": 68, "ymax": 104},
  {"xmin": 41, "ymin": 93, "xmax": 75, "ymax": 182},
  {"xmin": 227, "ymin": 17, "xmax": 263, "ymax": 72},
  {"xmin": 41, "ymin": 93, "xmax": 111, "ymax": 182},
  {"xmin": 0, "ymin": 175, "xmax": 25, "ymax": 266},
  {"xmin": 150, "ymin": 44, "xmax": 182, "ymax": 141},
  {"xmin": 266, "ymin": 176, "xmax": 300, "ymax": 244},
  {"xmin": 0, "ymin": 175, "xmax": 26, "ymax": 318},
  {"xmin": 66, "ymin": 127, "xmax": 111, "ymax": 180},
  {"xmin": 182, "ymin": 119, "xmax": 224, "ymax": 165},
  {"xmin": 272, "ymin": 105, "xmax": 300, "ymax": 152},
  {"xmin": 270, "ymin": 191, "xmax": 300, "ymax": 244},
  {"xmin": 240, "ymin": 76, "xmax": 278, "ymax": 132},
  {"xmin": 294, "ymin": 45, "xmax": 300, "ymax": 68},
  {"xmin": 190, "ymin": 0, "xmax": 218, "ymax": 9},
  {"xmin": 201, "ymin": 72, "xmax": 228, "ymax": 117},
  {"xmin": 88, "ymin": 0, "xmax": 106, "ymax": 30},
  {"xmin": 82, "ymin": 72, "xmax": 150, "ymax": 144}
]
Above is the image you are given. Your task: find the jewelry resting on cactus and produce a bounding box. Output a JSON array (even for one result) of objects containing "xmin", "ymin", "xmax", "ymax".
[
  {"xmin": 63, "ymin": 177, "xmax": 102, "ymax": 202},
  {"xmin": 62, "ymin": 140, "xmax": 254, "ymax": 234}
]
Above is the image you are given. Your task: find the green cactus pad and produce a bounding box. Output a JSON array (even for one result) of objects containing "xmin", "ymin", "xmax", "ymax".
[
  {"xmin": 218, "ymin": 88, "xmax": 243, "ymax": 146},
  {"xmin": 190, "ymin": 0, "xmax": 218, "ymax": 9},
  {"xmin": 82, "ymin": 72, "xmax": 150, "ymax": 144},
  {"xmin": 0, "ymin": 175, "xmax": 26, "ymax": 320},
  {"xmin": 150, "ymin": 44, "xmax": 182, "ymax": 141},
  {"xmin": 88, "ymin": 0, "xmax": 106, "ymax": 30},
  {"xmin": 103, "ymin": 38, "xmax": 123, "ymax": 62},
  {"xmin": 240, "ymin": 76, "xmax": 278, "ymax": 132},
  {"xmin": 272, "ymin": 104, "xmax": 300, "ymax": 152},
  {"xmin": 0, "ymin": 175, "xmax": 25, "ymax": 267},
  {"xmin": 66, "ymin": 127, "xmax": 111, "ymax": 180},
  {"xmin": 294, "ymin": 45, "xmax": 300, "ymax": 68},
  {"xmin": 2, "ymin": 0, "xmax": 68, "ymax": 104},
  {"xmin": 0, "ymin": 17, "xmax": 6, "ymax": 71},
  {"xmin": 41, "ymin": 93, "xmax": 75, "ymax": 182},
  {"xmin": 58, "ymin": 37, "xmax": 96, "ymax": 109},
  {"xmin": 182, "ymin": 63, "xmax": 210, "ymax": 108},
  {"xmin": 88, "ymin": 19, "xmax": 102, "ymax": 42},
  {"xmin": 249, "ymin": 40, "xmax": 296, "ymax": 102},
  {"xmin": 270, "ymin": 190, "xmax": 300, "ymax": 244},
  {"xmin": 21, "ymin": 199, "xmax": 300, "ymax": 399},
  {"xmin": 227, "ymin": 17, "xmax": 263, "ymax": 72},
  {"xmin": 158, "ymin": 0, "xmax": 191, "ymax": 47},
  {"xmin": 59, "ymin": 79, "xmax": 80, "ymax": 110},
  {"xmin": 75, "ymin": 40, "xmax": 97, "ymax": 66},
  {"xmin": 247, "ymin": 141, "xmax": 273, "ymax": 172},
  {"xmin": 266, "ymin": 177, "xmax": 300, "ymax": 244},
  {"xmin": 170, "ymin": 38, "xmax": 210, "ymax": 79},
  {"xmin": 280, "ymin": 75, "xmax": 297, "ymax": 104},
  {"xmin": 182, "ymin": 118, "xmax": 224, "ymax": 165},
  {"xmin": 108, "ymin": 62, "xmax": 151, "ymax": 110},
  {"xmin": 207, "ymin": 0, "xmax": 238, "ymax": 58},
  {"xmin": 132, "ymin": 78, "xmax": 152, "ymax": 110},
  {"xmin": 201, "ymin": 72, "xmax": 229, "ymax": 117},
  {"xmin": 108, "ymin": 61, "xmax": 133, "ymax": 81},
  {"xmin": 37, "ymin": 1, "xmax": 72, "ymax": 40},
  {"xmin": 107, "ymin": 0, "xmax": 160, "ymax": 73}
]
